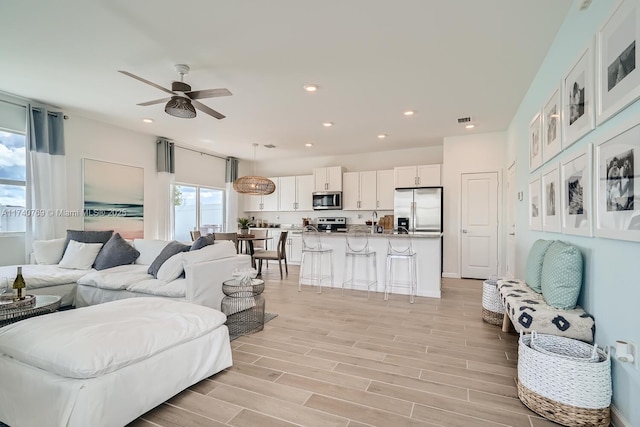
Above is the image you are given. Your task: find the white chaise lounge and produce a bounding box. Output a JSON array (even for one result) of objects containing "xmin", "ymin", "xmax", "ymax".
[{"xmin": 0, "ymin": 297, "xmax": 233, "ymax": 427}]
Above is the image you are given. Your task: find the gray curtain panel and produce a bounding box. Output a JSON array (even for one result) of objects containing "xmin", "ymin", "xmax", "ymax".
[
  {"xmin": 29, "ymin": 107, "xmax": 65, "ymax": 155},
  {"xmin": 226, "ymin": 157, "xmax": 238, "ymax": 183},
  {"xmin": 157, "ymin": 138, "xmax": 175, "ymax": 173}
]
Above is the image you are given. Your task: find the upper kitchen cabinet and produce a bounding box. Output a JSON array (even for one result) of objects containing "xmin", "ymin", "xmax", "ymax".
[
  {"xmin": 343, "ymin": 171, "xmax": 377, "ymax": 210},
  {"xmin": 394, "ymin": 164, "xmax": 441, "ymax": 188},
  {"xmin": 313, "ymin": 166, "xmax": 344, "ymax": 192},
  {"xmin": 376, "ymin": 169, "xmax": 394, "ymax": 210},
  {"xmin": 278, "ymin": 175, "xmax": 313, "ymax": 211},
  {"xmin": 244, "ymin": 177, "xmax": 279, "ymax": 211}
]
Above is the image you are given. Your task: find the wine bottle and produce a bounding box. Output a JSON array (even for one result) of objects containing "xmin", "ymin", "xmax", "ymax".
[{"xmin": 12, "ymin": 266, "xmax": 26, "ymax": 300}]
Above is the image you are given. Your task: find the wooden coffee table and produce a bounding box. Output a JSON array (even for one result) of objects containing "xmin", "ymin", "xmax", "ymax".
[{"xmin": 0, "ymin": 295, "xmax": 61, "ymax": 327}]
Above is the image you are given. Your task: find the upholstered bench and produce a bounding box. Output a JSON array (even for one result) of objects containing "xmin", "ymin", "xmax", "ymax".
[
  {"xmin": 0, "ymin": 297, "xmax": 233, "ymax": 427},
  {"xmin": 498, "ymin": 239, "xmax": 595, "ymax": 343}
]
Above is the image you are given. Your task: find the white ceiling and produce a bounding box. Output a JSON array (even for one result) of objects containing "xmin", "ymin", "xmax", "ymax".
[{"xmin": 0, "ymin": 0, "xmax": 572, "ymax": 161}]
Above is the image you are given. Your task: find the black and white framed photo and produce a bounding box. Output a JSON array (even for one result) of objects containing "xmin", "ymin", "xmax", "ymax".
[
  {"xmin": 543, "ymin": 84, "xmax": 563, "ymax": 162},
  {"xmin": 596, "ymin": 0, "xmax": 640, "ymax": 125},
  {"xmin": 561, "ymin": 144, "xmax": 593, "ymax": 236},
  {"xmin": 541, "ymin": 164, "xmax": 561, "ymax": 233},
  {"xmin": 529, "ymin": 111, "xmax": 543, "ymax": 171},
  {"xmin": 529, "ymin": 175, "xmax": 542, "ymax": 231},
  {"xmin": 595, "ymin": 118, "xmax": 640, "ymax": 241},
  {"xmin": 563, "ymin": 39, "xmax": 596, "ymax": 148}
]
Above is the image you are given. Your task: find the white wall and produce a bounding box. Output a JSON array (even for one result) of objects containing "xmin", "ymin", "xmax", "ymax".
[
  {"xmin": 442, "ymin": 131, "xmax": 507, "ymax": 278},
  {"xmin": 508, "ymin": 1, "xmax": 639, "ymax": 424}
]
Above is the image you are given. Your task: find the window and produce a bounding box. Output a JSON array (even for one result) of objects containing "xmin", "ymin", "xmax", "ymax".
[
  {"xmin": 174, "ymin": 184, "xmax": 225, "ymax": 241},
  {"xmin": 0, "ymin": 129, "xmax": 27, "ymax": 233}
]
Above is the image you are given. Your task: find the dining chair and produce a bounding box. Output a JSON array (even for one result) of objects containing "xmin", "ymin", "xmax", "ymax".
[
  {"xmin": 189, "ymin": 230, "xmax": 201, "ymax": 241},
  {"xmin": 252, "ymin": 231, "xmax": 289, "ymax": 279},
  {"xmin": 213, "ymin": 232, "xmax": 239, "ymax": 253}
]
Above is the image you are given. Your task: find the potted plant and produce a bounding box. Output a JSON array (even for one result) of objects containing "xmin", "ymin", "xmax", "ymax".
[{"xmin": 237, "ymin": 217, "xmax": 250, "ymax": 234}]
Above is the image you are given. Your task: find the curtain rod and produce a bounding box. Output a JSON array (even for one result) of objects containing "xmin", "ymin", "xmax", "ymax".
[
  {"xmin": 30, "ymin": 107, "xmax": 68, "ymax": 119},
  {"xmin": 174, "ymin": 144, "xmax": 228, "ymax": 160}
]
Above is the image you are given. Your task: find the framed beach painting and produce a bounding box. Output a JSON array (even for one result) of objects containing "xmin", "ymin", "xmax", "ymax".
[
  {"xmin": 560, "ymin": 144, "xmax": 593, "ymax": 236},
  {"xmin": 596, "ymin": 0, "xmax": 640, "ymax": 125},
  {"xmin": 563, "ymin": 38, "xmax": 596, "ymax": 148},
  {"xmin": 529, "ymin": 175, "xmax": 542, "ymax": 231},
  {"xmin": 542, "ymin": 84, "xmax": 563, "ymax": 163},
  {"xmin": 594, "ymin": 119, "xmax": 640, "ymax": 241},
  {"xmin": 529, "ymin": 111, "xmax": 543, "ymax": 171},
  {"xmin": 83, "ymin": 158, "xmax": 144, "ymax": 239},
  {"xmin": 541, "ymin": 164, "xmax": 561, "ymax": 233}
]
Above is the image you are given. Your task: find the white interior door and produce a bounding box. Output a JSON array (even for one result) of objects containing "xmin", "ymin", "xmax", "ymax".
[
  {"xmin": 461, "ymin": 172, "xmax": 498, "ymax": 279},
  {"xmin": 506, "ymin": 163, "xmax": 516, "ymax": 279}
]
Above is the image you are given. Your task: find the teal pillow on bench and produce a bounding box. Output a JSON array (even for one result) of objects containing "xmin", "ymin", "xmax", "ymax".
[
  {"xmin": 524, "ymin": 239, "xmax": 554, "ymax": 293},
  {"xmin": 541, "ymin": 241, "xmax": 583, "ymax": 309}
]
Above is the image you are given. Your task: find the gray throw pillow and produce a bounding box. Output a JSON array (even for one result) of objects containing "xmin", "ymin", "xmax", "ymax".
[
  {"xmin": 63, "ymin": 229, "xmax": 114, "ymax": 267},
  {"xmin": 147, "ymin": 241, "xmax": 190, "ymax": 278},
  {"xmin": 191, "ymin": 234, "xmax": 216, "ymax": 251},
  {"xmin": 93, "ymin": 233, "xmax": 140, "ymax": 271}
]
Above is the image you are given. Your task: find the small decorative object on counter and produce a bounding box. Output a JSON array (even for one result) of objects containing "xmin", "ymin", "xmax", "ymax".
[
  {"xmin": 481, "ymin": 274, "xmax": 504, "ymax": 325},
  {"xmin": 12, "ymin": 266, "xmax": 26, "ymax": 301}
]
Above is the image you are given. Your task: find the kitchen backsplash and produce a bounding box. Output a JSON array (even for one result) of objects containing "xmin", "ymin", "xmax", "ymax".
[{"xmin": 245, "ymin": 210, "xmax": 393, "ymax": 228}]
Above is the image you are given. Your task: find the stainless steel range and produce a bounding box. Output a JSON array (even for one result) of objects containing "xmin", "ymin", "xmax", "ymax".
[{"xmin": 316, "ymin": 217, "xmax": 347, "ymax": 232}]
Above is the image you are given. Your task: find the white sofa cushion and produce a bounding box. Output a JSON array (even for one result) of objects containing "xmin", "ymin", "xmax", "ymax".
[
  {"xmin": 32, "ymin": 238, "xmax": 66, "ymax": 265},
  {"xmin": 0, "ymin": 265, "xmax": 88, "ymax": 289},
  {"xmin": 126, "ymin": 278, "xmax": 186, "ymax": 298},
  {"xmin": 132, "ymin": 239, "xmax": 170, "ymax": 265},
  {"xmin": 58, "ymin": 241, "xmax": 103, "ymax": 270},
  {"xmin": 182, "ymin": 241, "xmax": 237, "ymax": 265},
  {"xmin": 77, "ymin": 264, "xmax": 152, "ymax": 290}
]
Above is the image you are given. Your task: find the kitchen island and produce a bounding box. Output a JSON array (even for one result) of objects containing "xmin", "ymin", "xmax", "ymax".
[{"xmin": 299, "ymin": 231, "xmax": 442, "ymax": 299}]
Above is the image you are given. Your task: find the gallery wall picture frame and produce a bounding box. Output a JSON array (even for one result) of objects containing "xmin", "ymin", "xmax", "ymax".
[
  {"xmin": 83, "ymin": 158, "xmax": 145, "ymax": 240},
  {"xmin": 542, "ymin": 84, "xmax": 563, "ymax": 163},
  {"xmin": 563, "ymin": 38, "xmax": 596, "ymax": 148},
  {"xmin": 529, "ymin": 111, "xmax": 543, "ymax": 171},
  {"xmin": 560, "ymin": 144, "xmax": 593, "ymax": 236},
  {"xmin": 594, "ymin": 118, "xmax": 640, "ymax": 241},
  {"xmin": 529, "ymin": 175, "xmax": 542, "ymax": 231},
  {"xmin": 596, "ymin": 0, "xmax": 640, "ymax": 125},
  {"xmin": 541, "ymin": 164, "xmax": 561, "ymax": 233}
]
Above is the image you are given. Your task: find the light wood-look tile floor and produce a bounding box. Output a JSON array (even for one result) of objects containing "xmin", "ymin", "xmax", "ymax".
[{"xmin": 130, "ymin": 266, "xmax": 560, "ymax": 427}]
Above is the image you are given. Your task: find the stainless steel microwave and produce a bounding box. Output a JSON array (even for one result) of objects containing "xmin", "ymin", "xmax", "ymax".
[{"xmin": 312, "ymin": 191, "xmax": 342, "ymax": 210}]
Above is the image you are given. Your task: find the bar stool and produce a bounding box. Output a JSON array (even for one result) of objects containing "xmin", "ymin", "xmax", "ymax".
[
  {"xmin": 342, "ymin": 230, "xmax": 377, "ymax": 298},
  {"xmin": 385, "ymin": 227, "xmax": 417, "ymax": 303},
  {"xmin": 299, "ymin": 225, "xmax": 334, "ymax": 293}
]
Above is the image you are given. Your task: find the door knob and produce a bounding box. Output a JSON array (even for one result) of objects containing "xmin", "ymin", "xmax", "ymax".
[{"xmin": 462, "ymin": 229, "xmax": 468, "ymax": 233}]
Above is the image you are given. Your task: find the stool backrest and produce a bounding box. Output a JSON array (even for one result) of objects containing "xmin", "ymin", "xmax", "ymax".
[
  {"xmin": 301, "ymin": 225, "xmax": 323, "ymax": 251},
  {"xmin": 387, "ymin": 227, "xmax": 414, "ymax": 256},
  {"xmin": 346, "ymin": 230, "xmax": 371, "ymax": 254}
]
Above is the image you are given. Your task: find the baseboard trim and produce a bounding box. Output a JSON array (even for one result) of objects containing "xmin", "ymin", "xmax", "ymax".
[
  {"xmin": 611, "ymin": 405, "xmax": 630, "ymax": 427},
  {"xmin": 442, "ymin": 272, "xmax": 460, "ymax": 279}
]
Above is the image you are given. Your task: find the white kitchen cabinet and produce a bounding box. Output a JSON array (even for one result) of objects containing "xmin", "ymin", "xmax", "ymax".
[
  {"xmin": 394, "ymin": 164, "xmax": 441, "ymax": 188},
  {"xmin": 313, "ymin": 166, "xmax": 344, "ymax": 191},
  {"xmin": 287, "ymin": 232, "xmax": 302, "ymax": 264},
  {"xmin": 376, "ymin": 169, "xmax": 395, "ymax": 210},
  {"xmin": 343, "ymin": 171, "xmax": 377, "ymax": 210},
  {"xmin": 243, "ymin": 177, "xmax": 279, "ymax": 211},
  {"xmin": 279, "ymin": 175, "xmax": 313, "ymax": 211}
]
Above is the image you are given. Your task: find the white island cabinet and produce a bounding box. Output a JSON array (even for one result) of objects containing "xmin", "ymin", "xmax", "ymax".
[{"xmin": 298, "ymin": 232, "xmax": 442, "ymax": 298}]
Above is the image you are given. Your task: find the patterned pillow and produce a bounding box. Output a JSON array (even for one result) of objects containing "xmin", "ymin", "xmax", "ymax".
[
  {"xmin": 524, "ymin": 239, "xmax": 554, "ymax": 293},
  {"xmin": 541, "ymin": 241, "xmax": 583, "ymax": 309}
]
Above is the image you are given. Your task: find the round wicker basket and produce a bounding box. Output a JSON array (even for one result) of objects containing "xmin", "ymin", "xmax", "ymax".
[
  {"xmin": 517, "ymin": 332, "xmax": 611, "ymax": 427},
  {"xmin": 481, "ymin": 276, "xmax": 504, "ymax": 325}
]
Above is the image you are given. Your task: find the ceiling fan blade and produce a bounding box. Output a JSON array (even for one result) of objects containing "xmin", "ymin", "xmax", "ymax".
[
  {"xmin": 118, "ymin": 70, "xmax": 175, "ymax": 96},
  {"xmin": 137, "ymin": 97, "xmax": 171, "ymax": 106},
  {"xmin": 186, "ymin": 88, "xmax": 232, "ymax": 100},
  {"xmin": 192, "ymin": 100, "xmax": 225, "ymax": 119}
]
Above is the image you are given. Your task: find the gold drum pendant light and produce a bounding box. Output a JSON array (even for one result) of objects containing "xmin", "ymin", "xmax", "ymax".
[{"xmin": 233, "ymin": 143, "xmax": 276, "ymax": 195}]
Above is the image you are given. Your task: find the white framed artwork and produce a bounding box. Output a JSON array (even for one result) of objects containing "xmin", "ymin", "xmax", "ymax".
[
  {"xmin": 563, "ymin": 38, "xmax": 596, "ymax": 148},
  {"xmin": 541, "ymin": 164, "xmax": 561, "ymax": 233},
  {"xmin": 529, "ymin": 175, "xmax": 542, "ymax": 231},
  {"xmin": 543, "ymin": 84, "xmax": 563, "ymax": 162},
  {"xmin": 529, "ymin": 111, "xmax": 543, "ymax": 171},
  {"xmin": 560, "ymin": 144, "xmax": 593, "ymax": 236},
  {"xmin": 596, "ymin": 0, "xmax": 640, "ymax": 125}
]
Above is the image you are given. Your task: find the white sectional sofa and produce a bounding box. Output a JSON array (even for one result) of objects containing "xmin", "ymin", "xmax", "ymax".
[{"xmin": 0, "ymin": 231, "xmax": 251, "ymax": 311}]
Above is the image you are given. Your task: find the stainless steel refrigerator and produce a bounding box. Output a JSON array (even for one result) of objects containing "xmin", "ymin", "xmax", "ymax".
[{"xmin": 393, "ymin": 187, "xmax": 443, "ymax": 233}]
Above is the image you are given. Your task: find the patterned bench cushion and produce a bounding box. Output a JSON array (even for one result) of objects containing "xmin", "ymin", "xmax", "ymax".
[{"xmin": 497, "ymin": 279, "xmax": 595, "ymax": 343}]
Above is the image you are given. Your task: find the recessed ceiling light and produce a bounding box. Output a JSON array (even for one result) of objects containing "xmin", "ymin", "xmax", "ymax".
[
  {"xmin": 378, "ymin": 134, "xmax": 387, "ymax": 139},
  {"xmin": 142, "ymin": 118, "xmax": 154, "ymax": 123},
  {"xmin": 403, "ymin": 110, "xmax": 415, "ymax": 116},
  {"xmin": 305, "ymin": 143, "xmax": 313, "ymax": 147},
  {"xmin": 465, "ymin": 124, "xmax": 475, "ymax": 129},
  {"xmin": 304, "ymin": 84, "xmax": 318, "ymax": 92},
  {"xmin": 322, "ymin": 122, "xmax": 333, "ymax": 127}
]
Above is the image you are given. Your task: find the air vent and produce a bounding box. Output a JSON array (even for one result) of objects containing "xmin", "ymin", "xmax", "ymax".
[
  {"xmin": 263, "ymin": 144, "xmax": 276, "ymax": 149},
  {"xmin": 457, "ymin": 116, "xmax": 472, "ymax": 124}
]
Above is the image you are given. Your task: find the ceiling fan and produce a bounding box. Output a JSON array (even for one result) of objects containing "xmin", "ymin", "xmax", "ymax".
[{"xmin": 118, "ymin": 64, "xmax": 232, "ymax": 119}]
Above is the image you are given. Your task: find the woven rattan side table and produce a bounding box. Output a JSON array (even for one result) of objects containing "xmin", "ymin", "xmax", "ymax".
[
  {"xmin": 0, "ymin": 295, "xmax": 62, "ymax": 327},
  {"xmin": 221, "ymin": 278, "xmax": 265, "ymax": 337}
]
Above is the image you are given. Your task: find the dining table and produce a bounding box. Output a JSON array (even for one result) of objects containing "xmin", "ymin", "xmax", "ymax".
[{"xmin": 236, "ymin": 234, "xmax": 273, "ymax": 268}]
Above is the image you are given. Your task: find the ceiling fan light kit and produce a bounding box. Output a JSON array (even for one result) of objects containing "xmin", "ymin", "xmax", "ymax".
[{"xmin": 165, "ymin": 96, "xmax": 196, "ymax": 118}]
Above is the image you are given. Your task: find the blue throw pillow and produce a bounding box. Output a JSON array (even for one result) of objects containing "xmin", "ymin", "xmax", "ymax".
[
  {"xmin": 541, "ymin": 241, "xmax": 583, "ymax": 309},
  {"xmin": 147, "ymin": 241, "xmax": 190, "ymax": 278},
  {"xmin": 524, "ymin": 239, "xmax": 554, "ymax": 293}
]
